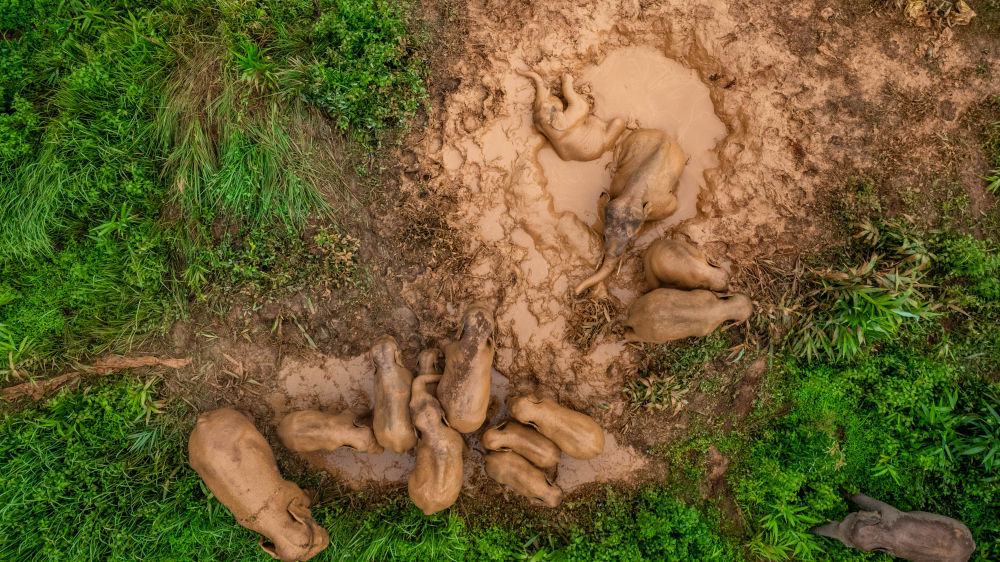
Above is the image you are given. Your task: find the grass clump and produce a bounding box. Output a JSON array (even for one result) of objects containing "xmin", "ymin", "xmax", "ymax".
[
  {"xmin": 626, "ymin": 333, "xmax": 729, "ymax": 411},
  {"xmin": 0, "ymin": 0, "xmax": 428, "ymax": 376}
]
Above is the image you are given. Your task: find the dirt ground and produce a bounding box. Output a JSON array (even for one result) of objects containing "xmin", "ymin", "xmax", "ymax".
[{"xmin": 112, "ymin": 0, "xmax": 998, "ymax": 508}]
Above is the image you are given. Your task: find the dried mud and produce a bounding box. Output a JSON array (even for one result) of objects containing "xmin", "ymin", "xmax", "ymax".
[{"xmin": 162, "ymin": 0, "xmax": 999, "ymax": 502}]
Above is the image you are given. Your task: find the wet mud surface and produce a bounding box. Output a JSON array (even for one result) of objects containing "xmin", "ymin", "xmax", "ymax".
[{"xmin": 163, "ymin": 0, "xmax": 1000, "ymax": 501}]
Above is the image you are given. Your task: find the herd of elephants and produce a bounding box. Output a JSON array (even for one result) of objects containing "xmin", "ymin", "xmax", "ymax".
[{"xmin": 185, "ymin": 70, "xmax": 977, "ymax": 561}]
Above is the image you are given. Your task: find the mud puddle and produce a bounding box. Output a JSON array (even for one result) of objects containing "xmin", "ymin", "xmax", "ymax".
[{"xmin": 541, "ymin": 45, "xmax": 726, "ymax": 234}]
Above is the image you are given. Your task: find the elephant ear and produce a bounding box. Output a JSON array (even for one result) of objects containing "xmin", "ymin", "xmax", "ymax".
[
  {"xmin": 287, "ymin": 498, "xmax": 312, "ymax": 523},
  {"xmin": 259, "ymin": 538, "xmax": 281, "ymax": 560}
]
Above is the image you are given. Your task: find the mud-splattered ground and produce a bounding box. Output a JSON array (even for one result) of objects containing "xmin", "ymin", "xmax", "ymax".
[{"xmin": 153, "ymin": 0, "xmax": 998, "ymax": 504}]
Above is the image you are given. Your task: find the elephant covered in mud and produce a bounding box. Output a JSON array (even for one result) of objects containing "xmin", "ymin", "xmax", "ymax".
[
  {"xmin": 507, "ymin": 393, "xmax": 604, "ymax": 460},
  {"xmin": 624, "ymin": 288, "xmax": 751, "ymax": 343},
  {"xmin": 438, "ymin": 303, "xmax": 496, "ymax": 433},
  {"xmin": 575, "ymin": 129, "xmax": 686, "ymax": 295},
  {"xmin": 277, "ymin": 410, "xmax": 383, "ymax": 455},
  {"xmin": 812, "ymin": 494, "xmax": 976, "ymax": 562},
  {"xmin": 189, "ymin": 408, "xmax": 330, "ymax": 561},
  {"xmin": 643, "ymin": 238, "xmax": 730, "ymax": 292},
  {"xmin": 485, "ymin": 451, "xmax": 563, "ymax": 508},
  {"xmin": 371, "ymin": 335, "xmax": 417, "ymax": 453},
  {"xmin": 519, "ymin": 69, "xmax": 626, "ymax": 161},
  {"xmin": 408, "ymin": 349, "xmax": 465, "ymax": 515},
  {"xmin": 482, "ymin": 420, "xmax": 562, "ymax": 468}
]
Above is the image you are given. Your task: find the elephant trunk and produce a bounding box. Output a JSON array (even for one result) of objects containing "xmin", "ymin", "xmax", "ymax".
[
  {"xmin": 811, "ymin": 521, "xmax": 844, "ymax": 540},
  {"xmin": 574, "ymin": 254, "xmax": 620, "ymax": 295},
  {"xmin": 575, "ymin": 198, "xmax": 643, "ymax": 296}
]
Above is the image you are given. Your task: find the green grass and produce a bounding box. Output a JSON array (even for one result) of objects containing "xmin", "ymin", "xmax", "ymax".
[{"xmin": 0, "ymin": 0, "xmax": 427, "ymax": 376}]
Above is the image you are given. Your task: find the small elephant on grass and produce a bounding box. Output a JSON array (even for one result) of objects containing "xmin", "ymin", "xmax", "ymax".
[{"xmin": 812, "ymin": 493, "xmax": 975, "ymax": 562}]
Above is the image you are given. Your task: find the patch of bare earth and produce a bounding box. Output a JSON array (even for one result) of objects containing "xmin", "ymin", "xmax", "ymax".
[{"xmin": 106, "ymin": 0, "xmax": 1000, "ymax": 511}]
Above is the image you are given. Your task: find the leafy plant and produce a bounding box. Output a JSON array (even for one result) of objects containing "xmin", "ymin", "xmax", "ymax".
[{"xmin": 785, "ymin": 219, "xmax": 936, "ymax": 362}]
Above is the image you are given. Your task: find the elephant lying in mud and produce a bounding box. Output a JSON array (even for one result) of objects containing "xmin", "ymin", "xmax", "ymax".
[
  {"xmin": 439, "ymin": 303, "xmax": 496, "ymax": 433},
  {"xmin": 812, "ymin": 494, "xmax": 976, "ymax": 562},
  {"xmin": 519, "ymin": 69, "xmax": 626, "ymax": 161},
  {"xmin": 371, "ymin": 335, "xmax": 417, "ymax": 453},
  {"xmin": 624, "ymin": 289, "xmax": 751, "ymax": 343},
  {"xmin": 483, "ymin": 420, "xmax": 561, "ymax": 468},
  {"xmin": 485, "ymin": 451, "xmax": 563, "ymax": 508},
  {"xmin": 408, "ymin": 349, "xmax": 465, "ymax": 515},
  {"xmin": 643, "ymin": 238, "xmax": 730, "ymax": 292},
  {"xmin": 507, "ymin": 394, "xmax": 604, "ymax": 460},
  {"xmin": 277, "ymin": 410, "xmax": 383, "ymax": 455},
  {"xmin": 575, "ymin": 129, "xmax": 686, "ymax": 295},
  {"xmin": 189, "ymin": 408, "xmax": 330, "ymax": 561}
]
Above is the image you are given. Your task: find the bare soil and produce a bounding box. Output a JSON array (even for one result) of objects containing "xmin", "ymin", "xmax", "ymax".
[{"xmin": 61, "ymin": 0, "xmax": 1000, "ymax": 512}]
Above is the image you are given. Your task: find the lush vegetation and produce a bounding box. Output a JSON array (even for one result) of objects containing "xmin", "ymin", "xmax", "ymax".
[
  {"xmin": 0, "ymin": 377, "xmax": 739, "ymax": 561},
  {"xmin": 0, "ymin": 0, "xmax": 425, "ymax": 379}
]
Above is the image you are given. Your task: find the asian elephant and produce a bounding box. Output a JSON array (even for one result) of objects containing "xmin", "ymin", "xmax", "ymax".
[
  {"xmin": 624, "ymin": 288, "xmax": 751, "ymax": 343},
  {"xmin": 277, "ymin": 410, "xmax": 383, "ymax": 455},
  {"xmin": 574, "ymin": 129, "xmax": 686, "ymax": 295},
  {"xmin": 438, "ymin": 303, "xmax": 495, "ymax": 433},
  {"xmin": 485, "ymin": 451, "xmax": 563, "ymax": 508},
  {"xmin": 407, "ymin": 349, "xmax": 465, "ymax": 515},
  {"xmin": 507, "ymin": 393, "xmax": 604, "ymax": 460},
  {"xmin": 643, "ymin": 238, "xmax": 730, "ymax": 292},
  {"xmin": 188, "ymin": 408, "xmax": 330, "ymax": 561},
  {"xmin": 812, "ymin": 493, "xmax": 975, "ymax": 562},
  {"xmin": 371, "ymin": 335, "xmax": 417, "ymax": 453},
  {"xmin": 518, "ymin": 69, "xmax": 626, "ymax": 162}
]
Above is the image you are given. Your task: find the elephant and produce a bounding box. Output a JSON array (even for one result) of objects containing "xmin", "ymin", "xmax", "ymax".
[
  {"xmin": 643, "ymin": 238, "xmax": 730, "ymax": 292},
  {"xmin": 624, "ymin": 289, "xmax": 751, "ymax": 343},
  {"xmin": 277, "ymin": 410, "xmax": 383, "ymax": 455},
  {"xmin": 574, "ymin": 129, "xmax": 687, "ymax": 295},
  {"xmin": 438, "ymin": 303, "xmax": 496, "ymax": 433},
  {"xmin": 518, "ymin": 69, "xmax": 626, "ymax": 162},
  {"xmin": 507, "ymin": 393, "xmax": 604, "ymax": 459},
  {"xmin": 407, "ymin": 349, "xmax": 465, "ymax": 515},
  {"xmin": 485, "ymin": 451, "xmax": 563, "ymax": 508},
  {"xmin": 188, "ymin": 408, "xmax": 330, "ymax": 561},
  {"xmin": 482, "ymin": 420, "xmax": 562, "ymax": 468},
  {"xmin": 812, "ymin": 494, "xmax": 976, "ymax": 562},
  {"xmin": 371, "ymin": 335, "xmax": 417, "ymax": 453}
]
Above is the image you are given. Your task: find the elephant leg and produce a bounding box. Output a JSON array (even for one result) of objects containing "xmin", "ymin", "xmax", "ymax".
[
  {"xmin": 604, "ymin": 117, "xmax": 627, "ymax": 146},
  {"xmin": 559, "ymin": 74, "xmax": 588, "ymax": 125}
]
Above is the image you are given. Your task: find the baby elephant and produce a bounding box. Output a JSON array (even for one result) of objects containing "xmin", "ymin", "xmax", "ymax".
[
  {"xmin": 485, "ymin": 451, "xmax": 563, "ymax": 508},
  {"xmin": 277, "ymin": 410, "xmax": 383, "ymax": 455},
  {"xmin": 519, "ymin": 69, "xmax": 626, "ymax": 161},
  {"xmin": 625, "ymin": 289, "xmax": 751, "ymax": 343},
  {"xmin": 482, "ymin": 420, "xmax": 562, "ymax": 468},
  {"xmin": 643, "ymin": 238, "xmax": 730, "ymax": 292},
  {"xmin": 408, "ymin": 350, "xmax": 465, "ymax": 515},
  {"xmin": 507, "ymin": 394, "xmax": 604, "ymax": 460},
  {"xmin": 189, "ymin": 408, "xmax": 329, "ymax": 561},
  {"xmin": 371, "ymin": 335, "xmax": 417, "ymax": 453},
  {"xmin": 812, "ymin": 494, "xmax": 975, "ymax": 562}
]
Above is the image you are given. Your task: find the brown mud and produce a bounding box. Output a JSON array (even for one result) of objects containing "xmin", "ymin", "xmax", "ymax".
[{"xmin": 135, "ymin": 0, "xmax": 998, "ymax": 507}]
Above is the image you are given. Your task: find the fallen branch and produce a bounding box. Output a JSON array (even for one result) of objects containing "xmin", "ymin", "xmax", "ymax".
[{"xmin": 2, "ymin": 355, "xmax": 192, "ymax": 401}]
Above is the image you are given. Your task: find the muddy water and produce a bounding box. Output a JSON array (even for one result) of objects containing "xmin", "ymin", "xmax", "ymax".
[
  {"xmin": 540, "ymin": 46, "xmax": 727, "ymax": 237},
  {"xmin": 556, "ymin": 432, "xmax": 647, "ymax": 492}
]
